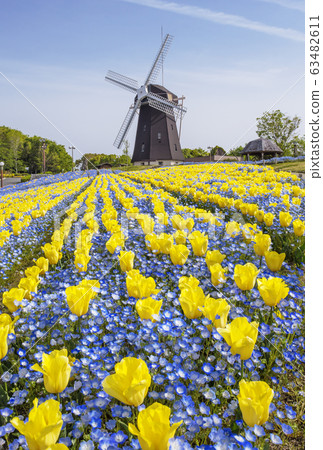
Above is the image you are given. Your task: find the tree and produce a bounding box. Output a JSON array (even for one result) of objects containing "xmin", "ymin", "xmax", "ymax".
[
  {"xmin": 116, "ymin": 155, "xmax": 131, "ymax": 166},
  {"xmin": 182, "ymin": 148, "xmax": 208, "ymax": 158},
  {"xmin": 122, "ymin": 140, "xmax": 130, "ymax": 157},
  {"xmin": 256, "ymin": 110, "xmax": 301, "ymax": 155},
  {"xmin": 228, "ymin": 145, "xmax": 245, "ymax": 156},
  {"xmin": 210, "ymin": 145, "xmax": 225, "ymax": 156},
  {"xmin": 290, "ymin": 135, "xmax": 305, "ymax": 156},
  {"xmin": 7, "ymin": 129, "xmax": 24, "ymax": 173}
]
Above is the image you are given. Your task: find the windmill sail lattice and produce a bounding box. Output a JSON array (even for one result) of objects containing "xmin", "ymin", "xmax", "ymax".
[{"xmin": 105, "ymin": 34, "xmax": 187, "ymax": 164}]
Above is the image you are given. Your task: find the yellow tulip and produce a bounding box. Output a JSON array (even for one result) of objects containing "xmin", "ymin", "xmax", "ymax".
[
  {"xmin": 138, "ymin": 214, "xmax": 155, "ymax": 235},
  {"xmin": 237, "ymin": 380, "xmax": 274, "ymax": 427},
  {"xmin": 12, "ymin": 220, "xmax": 23, "ymax": 236},
  {"xmin": 86, "ymin": 218, "xmax": 99, "ymax": 233},
  {"xmin": 126, "ymin": 270, "xmax": 159, "ymax": 299},
  {"xmin": 157, "ymin": 212, "xmax": 169, "ymax": 226},
  {"xmin": 31, "ymin": 348, "xmax": 74, "ymax": 394},
  {"xmin": 253, "ymin": 233, "xmax": 271, "ymax": 257},
  {"xmin": 11, "ymin": 398, "xmax": 63, "ymax": 450},
  {"xmin": 51, "ymin": 239, "xmax": 64, "ymax": 252},
  {"xmin": 2, "ymin": 288, "xmax": 26, "ymax": 312},
  {"xmin": 279, "ymin": 211, "xmax": 292, "ymax": 227},
  {"xmin": 179, "ymin": 286, "xmax": 206, "ymax": 319},
  {"xmin": 239, "ymin": 203, "xmax": 249, "ymax": 215},
  {"xmin": 129, "ymin": 402, "xmax": 182, "ymax": 450},
  {"xmin": 42, "ymin": 243, "xmax": 62, "ymax": 265},
  {"xmin": 157, "ymin": 233, "xmax": 174, "ymax": 255},
  {"xmin": 171, "ymin": 214, "xmax": 185, "ymax": 230},
  {"xmin": 74, "ymin": 252, "xmax": 91, "ymax": 272},
  {"xmin": 35, "ymin": 257, "xmax": 49, "ymax": 275},
  {"xmin": 106, "ymin": 232, "xmax": 125, "ymax": 254},
  {"xmin": 102, "ymin": 210, "xmax": 118, "ymax": 222},
  {"xmin": 254, "ymin": 210, "xmax": 264, "ymax": 222},
  {"xmin": 200, "ymin": 297, "xmax": 230, "ymax": 330},
  {"xmin": 226, "ymin": 221, "xmax": 240, "ymax": 236},
  {"xmin": 264, "ymin": 212, "xmax": 274, "ymax": 227},
  {"xmin": 264, "ymin": 251, "xmax": 285, "ymax": 272},
  {"xmin": 234, "ymin": 263, "xmax": 260, "ymax": 291},
  {"xmin": 171, "ymin": 215, "xmax": 194, "ymax": 232},
  {"xmin": 178, "ymin": 275, "xmax": 200, "ymax": 291},
  {"xmin": 18, "ymin": 277, "xmax": 39, "ymax": 300},
  {"xmin": 25, "ymin": 266, "xmax": 42, "ymax": 280},
  {"xmin": 136, "ymin": 297, "xmax": 163, "ymax": 322},
  {"xmin": 217, "ymin": 317, "xmax": 259, "ymax": 360},
  {"xmin": 0, "ymin": 230, "xmax": 11, "ymax": 247},
  {"xmin": 257, "ymin": 277, "xmax": 289, "ymax": 307},
  {"xmin": 205, "ymin": 250, "xmax": 226, "ymax": 269},
  {"xmin": 118, "ymin": 251, "xmax": 135, "ymax": 272},
  {"xmin": 0, "ymin": 314, "xmax": 18, "ymax": 334},
  {"xmin": 102, "ymin": 357, "xmax": 151, "ymax": 406},
  {"xmin": 45, "ymin": 444, "xmax": 68, "ymax": 449},
  {"xmin": 210, "ymin": 263, "xmax": 227, "ymax": 287},
  {"xmin": 293, "ymin": 218, "xmax": 305, "ymax": 236},
  {"xmin": 247, "ymin": 204, "xmax": 259, "ymax": 216},
  {"xmin": 145, "ymin": 233, "xmax": 160, "ymax": 253},
  {"xmin": 126, "ymin": 207, "xmax": 140, "ymax": 219},
  {"xmin": 188, "ymin": 230, "xmax": 208, "ymax": 256},
  {"xmin": 65, "ymin": 286, "xmax": 93, "ymax": 316},
  {"xmin": 169, "ymin": 244, "xmax": 189, "ymax": 265},
  {"xmin": 0, "ymin": 324, "xmax": 9, "ymax": 360},
  {"xmin": 46, "ymin": 444, "xmax": 69, "ymax": 449},
  {"xmin": 78, "ymin": 279, "xmax": 100, "ymax": 298},
  {"xmin": 174, "ymin": 230, "xmax": 187, "ymax": 245}
]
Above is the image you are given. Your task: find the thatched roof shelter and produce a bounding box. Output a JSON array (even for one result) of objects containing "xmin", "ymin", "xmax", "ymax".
[{"xmin": 240, "ymin": 138, "xmax": 283, "ymax": 161}]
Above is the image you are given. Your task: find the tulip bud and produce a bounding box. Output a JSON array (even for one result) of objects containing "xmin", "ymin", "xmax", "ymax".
[
  {"xmin": 257, "ymin": 277, "xmax": 289, "ymax": 307},
  {"xmin": 102, "ymin": 357, "xmax": 151, "ymax": 406},
  {"xmin": 11, "ymin": 398, "xmax": 64, "ymax": 449},
  {"xmin": 129, "ymin": 402, "xmax": 182, "ymax": 449},
  {"xmin": 234, "ymin": 263, "xmax": 259, "ymax": 291},
  {"xmin": 218, "ymin": 317, "xmax": 259, "ymax": 360},
  {"xmin": 31, "ymin": 349, "xmax": 74, "ymax": 393},
  {"xmin": 264, "ymin": 251, "xmax": 285, "ymax": 272},
  {"xmin": 238, "ymin": 380, "xmax": 274, "ymax": 427},
  {"xmin": 169, "ymin": 244, "xmax": 189, "ymax": 265}
]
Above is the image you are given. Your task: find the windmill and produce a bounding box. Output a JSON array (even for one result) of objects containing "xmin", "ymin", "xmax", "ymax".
[{"xmin": 105, "ymin": 34, "xmax": 187, "ymax": 165}]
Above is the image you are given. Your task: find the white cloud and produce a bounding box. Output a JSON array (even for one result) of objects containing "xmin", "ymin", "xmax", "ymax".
[
  {"xmin": 256, "ymin": 0, "xmax": 304, "ymax": 12},
  {"xmin": 120, "ymin": 0, "xmax": 304, "ymax": 42}
]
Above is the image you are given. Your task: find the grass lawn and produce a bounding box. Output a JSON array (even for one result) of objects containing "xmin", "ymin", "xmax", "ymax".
[
  {"xmin": 110, "ymin": 165, "xmax": 152, "ymax": 172},
  {"xmin": 267, "ymin": 160, "xmax": 305, "ymax": 173}
]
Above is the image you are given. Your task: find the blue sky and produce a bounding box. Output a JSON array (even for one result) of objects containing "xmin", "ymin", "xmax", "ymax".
[{"xmin": 0, "ymin": 0, "xmax": 306, "ymax": 160}]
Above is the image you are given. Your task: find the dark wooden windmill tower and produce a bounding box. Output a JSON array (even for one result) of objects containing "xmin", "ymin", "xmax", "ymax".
[{"xmin": 105, "ymin": 34, "xmax": 186, "ymax": 166}]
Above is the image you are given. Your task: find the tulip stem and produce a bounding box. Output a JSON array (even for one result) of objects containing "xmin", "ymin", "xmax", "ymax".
[
  {"xmin": 240, "ymin": 360, "xmax": 244, "ymax": 380},
  {"xmin": 57, "ymin": 392, "xmax": 60, "ymax": 402},
  {"xmin": 259, "ymin": 256, "xmax": 263, "ymax": 268},
  {"xmin": 268, "ymin": 307, "xmax": 273, "ymax": 326}
]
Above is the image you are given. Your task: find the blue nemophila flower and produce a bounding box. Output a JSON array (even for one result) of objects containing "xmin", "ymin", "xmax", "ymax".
[
  {"xmin": 0, "ymin": 408, "xmax": 13, "ymax": 417},
  {"xmin": 270, "ymin": 434, "xmax": 283, "ymax": 445}
]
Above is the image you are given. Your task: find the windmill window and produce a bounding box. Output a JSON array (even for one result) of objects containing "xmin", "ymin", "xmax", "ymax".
[
  {"xmin": 174, "ymin": 144, "xmax": 178, "ymax": 151},
  {"xmin": 157, "ymin": 132, "xmax": 162, "ymax": 143},
  {"xmin": 143, "ymin": 124, "xmax": 147, "ymax": 132},
  {"xmin": 171, "ymin": 124, "xmax": 174, "ymax": 130},
  {"xmin": 141, "ymin": 143, "xmax": 145, "ymax": 152}
]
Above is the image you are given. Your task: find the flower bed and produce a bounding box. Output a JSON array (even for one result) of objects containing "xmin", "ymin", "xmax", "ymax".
[{"xmin": 0, "ymin": 164, "xmax": 304, "ymax": 449}]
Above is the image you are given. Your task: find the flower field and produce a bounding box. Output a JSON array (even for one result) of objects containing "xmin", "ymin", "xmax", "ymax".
[{"xmin": 0, "ymin": 163, "xmax": 305, "ymax": 450}]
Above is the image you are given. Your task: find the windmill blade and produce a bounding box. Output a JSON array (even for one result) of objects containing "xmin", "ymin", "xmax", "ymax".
[
  {"xmin": 144, "ymin": 34, "xmax": 173, "ymax": 85},
  {"xmin": 105, "ymin": 70, "xmax": 139, "ymax": 93},
  {"xmin": 114, "ymin": 100, "xmax": 140, "ymax": 149},
  {"xmin": 146, "ymin": 92, "xmax": 187, "ymax": 120}
]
